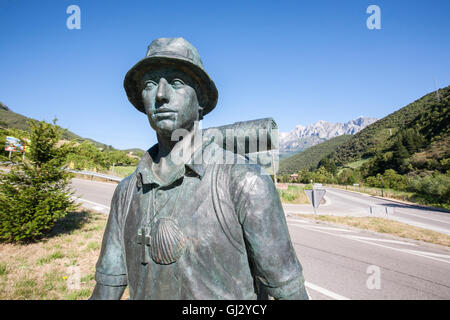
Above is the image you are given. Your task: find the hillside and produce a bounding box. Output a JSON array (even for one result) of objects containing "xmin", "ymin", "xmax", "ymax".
[
  {"xmin": 278, "ymin": 134, "xmax": 352, "ymax": 174},
  {"xmin": 0, "ymin": 102, "xmax": 144, "ymax": 153},
  {"xmin": 327, "ymin": 86, "xmax": 450, "ymax": 166}
]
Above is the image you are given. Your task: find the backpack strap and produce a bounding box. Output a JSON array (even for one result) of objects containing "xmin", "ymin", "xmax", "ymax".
[
  {"xmin": 123, "ymin": 173, "xmax": 137, "ymax": 219},
  {"xmin": 210, "ymin": 164, "xmax": 246, "ymax": 254},
  {"xmin": 211, "ymin": 163, "xmax": 269, "ymax": 299}
]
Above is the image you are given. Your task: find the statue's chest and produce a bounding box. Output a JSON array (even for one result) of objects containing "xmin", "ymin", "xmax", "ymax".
[{"xmin": 123, "ymin": 176, "xmax": 213, "ymax": 266}]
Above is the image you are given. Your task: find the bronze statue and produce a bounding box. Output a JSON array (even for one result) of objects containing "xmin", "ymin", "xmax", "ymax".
[{"xmin": 90, "ymin": 38, "xmax": 308, "ymax": 300}]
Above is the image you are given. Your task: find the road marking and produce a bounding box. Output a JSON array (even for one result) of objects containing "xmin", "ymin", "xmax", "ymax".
[
  {"xmin": 284, "ymin": 210, "xmax": 307, "ymax": 215},
  {"xmin": 286, "ymin": 219, "xmax": 311, "ymax": 224},
  {"xmin": 388, "ymin": 216, "xmax": 450, "ymax": 235},
  {"xmin": 394, "ymin": 209, "xmax": 450, "ymax": 225},
  {"xmin": 72, "ymin": 177, "xmax": 118, "ymax": 186},
  {"xmin": 304, "ymin": 281, "xmax": 350, "ymax": 300},
  {"xmin": 345, "ymin": 235, "xmax": 418, "ymax": 246},
  {"xmin": 93, "ymin": 205, "xmax": 107, "ymax": 211},
  {"xmin": 402, "ymin": 249, "xmax": 450, "ymax": 259},
  {"xmin": 289, "ymin": 223, "xmax": 355, "ymax": 233},
  {"xmin": 290, "ymin": 223, "xmax": 450, "ymax": 265},
  {"xmin": 72, "ymin": 197, "xmax": 110, "ymax": 211}
]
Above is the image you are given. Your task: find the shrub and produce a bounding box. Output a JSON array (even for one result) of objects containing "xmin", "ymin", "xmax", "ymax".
[
  {"xmin": 365, "ymin": 169, "xmax": 409, "ymax": 191},
  {"xmin": 408, "ymin": 173, "xmax": 450, "ymax": 205},
  {"xmin": 0, "ymin": 120, "xmax": 77, "ymax": 243}
]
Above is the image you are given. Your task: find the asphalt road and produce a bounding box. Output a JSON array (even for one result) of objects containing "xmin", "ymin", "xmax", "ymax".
[
  {"xmin": 283, "ymin": 187, "xmax": 450, "ymax": 235},
  {"xmin": 70, "ymin": 178, "xmax": 450, "ymax": 300}
]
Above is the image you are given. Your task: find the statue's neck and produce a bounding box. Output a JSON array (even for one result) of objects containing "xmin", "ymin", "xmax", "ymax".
[{"xmin": 154, "ymin": 122, "xmax": 199, "ymax": 164}]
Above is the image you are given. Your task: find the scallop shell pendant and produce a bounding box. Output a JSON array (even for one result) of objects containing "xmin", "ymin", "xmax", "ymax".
[{"xmin": 150, "ymin": 217, "xmax": 186, "ymax": 265}]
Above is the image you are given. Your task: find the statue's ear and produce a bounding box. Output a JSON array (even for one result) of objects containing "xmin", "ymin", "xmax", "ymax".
[{"xmin": 198, "ymin": 106, "xmax": 204, "ymax": 120}]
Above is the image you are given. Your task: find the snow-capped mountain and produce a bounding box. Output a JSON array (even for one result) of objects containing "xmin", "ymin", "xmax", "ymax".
[{"xmin": 279, "ymin": 116, "xmax": 378, "ymax": 153}]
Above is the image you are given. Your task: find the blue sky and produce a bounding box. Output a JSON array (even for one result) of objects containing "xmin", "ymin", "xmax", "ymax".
[{"xmin": 1, "ymin": 0, "xmax": 449, "ymax": 150}]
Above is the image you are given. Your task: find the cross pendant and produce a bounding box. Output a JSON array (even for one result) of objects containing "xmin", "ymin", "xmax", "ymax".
[{"xmin": 137, "ymin": 227, "xmax": 151, "ymax": 264}]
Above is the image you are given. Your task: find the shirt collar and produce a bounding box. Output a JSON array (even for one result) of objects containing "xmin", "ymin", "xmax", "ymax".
[{"xmin": 135, "ymin": 130, "xmax": 215, "ymax": 187}]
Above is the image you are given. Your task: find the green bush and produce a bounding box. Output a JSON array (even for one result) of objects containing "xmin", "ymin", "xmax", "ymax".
[
  {"xmin": 365, "ymin": 169, "xmax": 408, "ymax": 191},
  {"xmin": 337, "ymin": 168, "xmax": 358, "ymax": 185},
  {"xmin": 408, "ymin": 173, "xmax": 450, "ymax": 205},
  {"xmin": 0, "ymin": 120, "xmax": 77, "ymax": 243}
]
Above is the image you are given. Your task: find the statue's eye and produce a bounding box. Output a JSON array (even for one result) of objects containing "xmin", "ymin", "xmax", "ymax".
[
  {"xmin": 171, "ymin": 79, "xmax": 185, "ymax": 89},
  {"xmin": 144, "ymin": 80, "xmax": 157, "ymax": 90}
]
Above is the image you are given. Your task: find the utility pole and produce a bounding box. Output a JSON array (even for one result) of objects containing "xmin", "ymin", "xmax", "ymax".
[{"xmin": 435, "ymin": 78, "xmax": 440, "ymax": 102}]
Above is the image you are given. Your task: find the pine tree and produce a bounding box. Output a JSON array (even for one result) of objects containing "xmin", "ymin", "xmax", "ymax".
[{"xmin": 0, "ymin": 119, "xmax": 77, "ymax": 243}]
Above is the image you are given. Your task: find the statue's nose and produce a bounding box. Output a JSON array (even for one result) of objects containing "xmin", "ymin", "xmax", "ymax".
[{"xmin": 156, "ymin": 78, "xmax": 170, "ymax": 104}]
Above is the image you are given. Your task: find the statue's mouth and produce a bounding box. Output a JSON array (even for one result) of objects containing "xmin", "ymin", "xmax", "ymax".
[{"xmin": 155, "ymin": 107, "xmax": 177, "ymax": 114}]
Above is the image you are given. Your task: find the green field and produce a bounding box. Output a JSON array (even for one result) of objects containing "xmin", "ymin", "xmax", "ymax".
[{"xmin": 107, "ymin": 166, "xmax": 136, "ymax": 178}]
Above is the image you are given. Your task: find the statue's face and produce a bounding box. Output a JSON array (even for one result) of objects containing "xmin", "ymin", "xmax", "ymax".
[{"xmin": 141, "ymin": 67, "xmax": 201, "ymax": 138}]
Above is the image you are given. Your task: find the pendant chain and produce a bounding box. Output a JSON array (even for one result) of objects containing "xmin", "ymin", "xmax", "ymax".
[{"xmin": 147, "ymin": 178, "xmax": 185, "ymax": 227}]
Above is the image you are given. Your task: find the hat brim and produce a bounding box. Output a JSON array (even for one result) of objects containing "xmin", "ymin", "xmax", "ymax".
[{"xmin": 124, "ymin": 55, "xmax": 218, "ymax": 116}]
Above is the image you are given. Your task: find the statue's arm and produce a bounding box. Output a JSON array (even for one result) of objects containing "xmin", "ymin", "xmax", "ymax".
[
  {"xmin": 233, "ymin": 166, "xmax": 309, "ymax": 300},
  {"xmin": 90, "ymin": 179, "xmax": 130, "ymax": 299},
  {"xmin": 90, "ymin": 283, "xmax": 126, "ymax": 300}
]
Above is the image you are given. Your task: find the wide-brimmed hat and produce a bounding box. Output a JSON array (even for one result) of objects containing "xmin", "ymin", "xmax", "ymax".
[{"xmin": 124, "ymin": 37, "xmax": 218, "ymax": 116}]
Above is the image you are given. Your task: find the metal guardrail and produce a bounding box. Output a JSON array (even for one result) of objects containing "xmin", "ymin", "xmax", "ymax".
[
  {"xmin": 1, "ymin": 165, "xmax": 124, "ymax": 182},
  {"xmin": 69, "ymin": 170, "xmax": 123, "ymax": 182}
]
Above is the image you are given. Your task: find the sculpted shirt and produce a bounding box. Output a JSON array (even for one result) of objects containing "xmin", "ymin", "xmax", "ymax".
[{"xmin": 94, "ymin": 133, "xmax": 307, "ymax": 299}]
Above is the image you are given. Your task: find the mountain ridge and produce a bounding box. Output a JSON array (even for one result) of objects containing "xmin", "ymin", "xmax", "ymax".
[{"xmin": 279, "ymin": 116, "xmax": 377, "ymax": 153}]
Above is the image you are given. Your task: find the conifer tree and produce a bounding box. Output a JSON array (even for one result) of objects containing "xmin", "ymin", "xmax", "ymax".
[{"xmin": 0, "ymin": 119, "xmax": 77, "ymax": 243}]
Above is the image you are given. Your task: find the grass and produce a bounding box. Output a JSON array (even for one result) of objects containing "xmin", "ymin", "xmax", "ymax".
[
  {"xmin": 0, "ymin": 209, "xmax": 130, "ymax": 300},
  {"xmin": 106, "ymin": 165, "xmax": 136, "ymax": 178},
  {"xmin": 278, "ymin": 185, "xmax": 310, "ymax": 204},
  {"xmin": 297, "ymin": 214, "xmax": 450, "ymax": 247},
  {"xmin": 0, "ymin": 262, "xmax": 8, "ymax": 277},
  {"xmin": 345, "ymin": 158, "xmax": 371, "ymax": 170},
  {"xmin": 36, "ymin": 251, "xmax": 65, "ymax": 266}
]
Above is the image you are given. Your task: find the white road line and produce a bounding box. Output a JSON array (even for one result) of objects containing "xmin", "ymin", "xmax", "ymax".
[
  {"xmin": 394, "ymin": 209, "xmax": 450, "ymax": 225},
  {"xmin": 285, "ymin": 210, "xmax": 308, "ymax": 214},
  {"xmin": 72, "ymin": 177, "xmax": 118, "ymax": 186},
  {"xmin": 300, "ymin": 225, "xmax": 356, "ymax": 233},
  {"xmin": 290, "ymin": 223, "xmax": 450, "ymax": 265},
  {"xmin": 345, "ymin": 235, "xmax": 418, "ymax": 246},
  {"xmin": 304, "ymin": 281, "xmax": 350, "ymax": 300},
  {"xmin": 93, "ymin": 205, "xmax": 108, "ymax": 211},
  {"xmin": 72, "ymin": 197, "xmax": 110, "ymax": 210},
  {"xmin": 286, "ymin": 219, "xmax": 311, "ymax": 224},
  {"xmin": 402, "ymin": 249, "xmax": 450, "ymax": 259},
  {"xmin": 288, "ymin": 222, "xmax": 355, "ymax": 233},
  {"xmin": 388, "ymin": 216, "xmax": 450, "ymax": 235}
]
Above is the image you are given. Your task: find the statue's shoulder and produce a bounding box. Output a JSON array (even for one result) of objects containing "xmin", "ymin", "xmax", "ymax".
[{"xmin": 113, "ymin": 171, "xmax": 137, "ymax": 201}]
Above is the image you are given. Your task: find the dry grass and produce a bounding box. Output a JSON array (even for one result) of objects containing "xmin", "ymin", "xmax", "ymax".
[
  {"xmin": 297, "ymin": 214, "xmax": 450, "ymax": 247},
  {"xmin": 278, "ymin": 185, "xmax": 310, "ymax": 204},
  {"xmin": 0, "ymin": 209, "xmax": 130, "ymax": 300}
]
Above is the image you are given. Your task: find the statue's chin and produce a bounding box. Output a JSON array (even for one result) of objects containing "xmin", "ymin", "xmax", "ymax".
[{"xmin": 150, "ymin": 118, "xmax": 178, "ymax": 138}]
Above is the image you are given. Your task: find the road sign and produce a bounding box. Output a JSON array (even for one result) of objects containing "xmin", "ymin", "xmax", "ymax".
[
  {"xmin": 304, "ymin": 188, "xmax": 326, "ymax": 214},
  {"xmin": 5, "ymin": 136, "xmax": 23, "ymax": 152}
]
